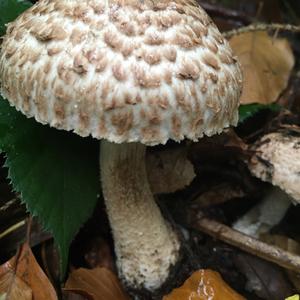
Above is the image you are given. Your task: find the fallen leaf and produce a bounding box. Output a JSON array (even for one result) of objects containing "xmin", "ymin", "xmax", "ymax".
[
  {"xmin": 84, "ymin": 237, "xmax": 115, "ymax": 271},
  {"xmin": 260, "ymin": 234, "xmax": 300, "ymax": 292},
  {"xmin": 230, "ymin": 31, "xmax": 295, "ymax": 104},
  {"xmin": 0, "ymin": 242, "xmax": 57, "ymax": 300},
  {"xmin": 65, "ymin": 267, "xmax": 130, "ymax": 300},
  {"xmin": 286, "ymin": 296, "xmax": 300, "ymax": 300},
  {"xmin": 260, "ymin": 234, "xmax": 300, "ymax": 254},
  {"xmin": 192, "ymin": 183, "xmax": 245, "ymax": 208},
  {"xmin": 234, "ymin": 253, "xmax": 293, "ymax": 300},
  {"xmin": 0, "ymin": 268, "xmax": 32, "ymax": 300},
  {"xmin": 63, "ymin": 289, "xmax": 94, "ymax": 300},
  {"xmin": 163, "ymin": 269, "xmax": 245, "ymax": 300}
]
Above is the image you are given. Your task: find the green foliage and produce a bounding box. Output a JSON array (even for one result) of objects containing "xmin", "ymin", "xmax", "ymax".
[
  {"xmin": 0, "ymin": 99, "xmax": 99, "ymax": 273},
  {"xmin": 238, "ymin": 103, "xmax": 280, "ymax": 124},
  {"xmin": 0, "ymin": 0, "xmax": 32, "ymax": 36}
]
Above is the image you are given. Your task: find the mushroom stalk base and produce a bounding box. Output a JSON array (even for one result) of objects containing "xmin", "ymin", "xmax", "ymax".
[{"xmin": 100, "ymin": 141, "xmax": 180, "ymax": 291}]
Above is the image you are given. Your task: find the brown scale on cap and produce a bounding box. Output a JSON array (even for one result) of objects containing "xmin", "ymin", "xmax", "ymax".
[
  {"xmin": 112, "ymin": 62, "xmax": 127, "ymax": 81},
  {"xmin": 164, "ymin": 69, "xmax": 173, "ymax": 85},
  {"xmin": 142, "ymin": 49, "xmax": 162, "ymax": 65},
  {"xmin": 163, "ymin": 46, "xmax": 177, "ymax": 62},
  {"xmin": 73, "ymin": 53, "xmax": 89, "ymax": 74},
  {"xmin": 171, "ymin": 114, "xmax": 182, "ymax": 138},
  {"xmin": 0, "ymin": 0, "xmax": 242, "ymax": 145},
  {"xmin": 90, "ymin": 2, "xmax": 105, "ymax": 14},
  {"xmin": 144, "ymin": 31, "xmax": 165, "ymax": 46},
  {"xmin": 111, "ymin": 110, "xmax": 135, "ymax": 136},
  {"xmin": 70, "ymin": 28, "xmax": 87, "ymax": 45},
  {"xmin": 203, "ymin": 53, "xmax": 220, "ymax": 70},
  {"xmin": 132, "ymin": 65, "xmax": 161, "ymax": 89},
  {"xmin": 47, "ymin": 47, "xmax": 63, "ymax": 56},
  {"xmin": 104, "ymin": 30, "xmax": 123, "ymax": 50},
  {"xmin": 172, "ymin": 33, "xmax": 195, "ymax": 49},
  {"xmin": 177, "ymin": 58, "xmax": 200, "ymax": 80},
  {"xmin": 147, "ymin": 108, "xmax": 162, "ymax": 125}
]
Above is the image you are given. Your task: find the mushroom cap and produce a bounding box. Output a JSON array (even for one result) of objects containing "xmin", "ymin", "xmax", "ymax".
[
  {"xmin": 249, "ymin": 132, "xmax": 300, "ymax": 202},
  {"xmin": 0, "ymin": 0, "xmax": 242, "ymax": 146}
]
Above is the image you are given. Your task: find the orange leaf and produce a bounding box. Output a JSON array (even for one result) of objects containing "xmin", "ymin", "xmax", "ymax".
[
  {"xmin": 0, "ymin": 265, "xmax": 32, "ymax": 300},
  {"xmin": 65, "ymin": 267, "xmax": 130, "ymax": 300},
  {"xmin": 229, "ymin": 31, "xmax": 294, "ymax": 105},
  {"xmin": 0, "ymin": 242, "xmax": 57, "ymax": 300},
  {"xmin": 163, "ymin": 269, "xmax": 245, "ymax": 300}
]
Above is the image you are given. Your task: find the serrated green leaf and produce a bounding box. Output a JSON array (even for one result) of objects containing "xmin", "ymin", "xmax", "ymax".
[
  {"xmin": 0, "ymin": 0, "xmax": 32, "ymax": 36},
  {"xmin": 0, "ymin": 98, "xmax": 99, "ymax": 273},
  {"xmin": 238, "ymin": 103, "xmax": 281, "ymax": 124}
]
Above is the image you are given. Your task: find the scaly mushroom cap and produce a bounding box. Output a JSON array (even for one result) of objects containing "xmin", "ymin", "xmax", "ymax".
[
  {"xmin": 0, "ymin": 0, "xmax": 242, "ymax": 146},
  {"xmin": 249, "ymin": 132, "xmax": 300, "ymax": 202}
]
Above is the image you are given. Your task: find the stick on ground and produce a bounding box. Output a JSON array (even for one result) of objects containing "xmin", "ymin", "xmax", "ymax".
[
  {"xmin": 193, "ymin": 217, "xmax": 300, "ymax": 273},
  {"xmin": 224, "ymin": 23, "xmax": 300, "ymax": 38}
]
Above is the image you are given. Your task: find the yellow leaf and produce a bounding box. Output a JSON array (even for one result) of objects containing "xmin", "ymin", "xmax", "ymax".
[
  {"xmin": 286, "ymin": 295, "xmax": 300, "ymax": 300},
  {"xmin": 229, "ymin": 31, "xmax": 294, "ymax": 105},
  {"xmin": 65, "ymin": 267, "xmax": 130, "ymax": 300},
  {"xmin": 163, "ymin": 269, "xmax": 245, "ymax": 300}
]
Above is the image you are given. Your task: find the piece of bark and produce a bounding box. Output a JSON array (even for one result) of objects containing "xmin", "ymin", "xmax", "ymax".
[{"xmin": 147, "ymin": 148, "xmax": 195, "ymax": 194}]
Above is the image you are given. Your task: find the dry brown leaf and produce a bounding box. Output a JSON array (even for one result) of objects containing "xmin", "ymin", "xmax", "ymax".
[
  {"xmin": 63, "ymin": 289, "xmax": 94, "ymax": 300},
  {"xmin": 229, "ymin": 31, "xmax": 295, "ymax": 105},
  {"xmin": 192, "ymin": 183, "xmax": 245, "ymax": 208},
  {"xmin": 0, "ymin": 242, "xmax": 57, "ymax": 300},
  {"xmin": 163, "ymin": 269, "xmax": 245, "ymax": 300},
  {"xmin": 260, "ymin": 234, "xmax": 300, "ymax": 292},
  {"xmin": 234, "ymin": 253, "xmax": 293, "ymax": 299},
  {"xmin": 65, "ymin": 267, "xmax": 130, "ymax": 300},
  {"xmin": 0, "ymin": 267, "xmax": 32, "ymax": 300},
  {"xmin": 260, "ymin": 234, "xmax": 300, "ymax": 255}
]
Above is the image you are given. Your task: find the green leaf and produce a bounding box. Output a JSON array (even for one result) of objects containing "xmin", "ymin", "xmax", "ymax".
[
  {"xmin": 0, "ymin": 0, "xmax": 32, "ymax": 36},
  {"xmin": 0, "ymin": 98, "xmax": 99, "ymax": 273},
  {"xmin": 238, "ymin": 103, "xmax": 281, "ymax": 124}
]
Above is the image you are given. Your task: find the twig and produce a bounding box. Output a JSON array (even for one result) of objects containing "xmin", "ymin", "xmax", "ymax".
[
  {"xmin": 0, "ymin": 219, "xmax": 26, "ymax": 240},
  {"xmin": 193, "ymin": 217, "xmax": 300, "ymax": 273},
  {"xmin": 25, "ymin": 216, "xmax": 32, "ymax": 243},
  {"xmin": 224, "ymin": 23, "xmax": 300, "ymax": 38},
  {"xmin": 0, "ymin": 198, "xmax": 18, "ymax": 212},
  {"xmin": 198, "ymin": 0, "xmax": 252, "ymax": 24}
]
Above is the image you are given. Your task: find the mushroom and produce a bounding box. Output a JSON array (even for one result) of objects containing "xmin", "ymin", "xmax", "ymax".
[
  {"xmin": 248, "ymin": 131, "xmax": 300, "ymax": 202},
  {"xmin": 0, "ymin": 0, "xmax": 242, "ymax": 292},
  {"xmin": 234, "ymin": 131, "xmax": 300, "ymax": 237}
]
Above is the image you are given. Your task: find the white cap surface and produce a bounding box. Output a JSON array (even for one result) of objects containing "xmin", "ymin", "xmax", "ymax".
[
  {"xmin": 249, "ymin": 132, "xmax": 300, "ymax": 202},
  {"xmin": 0, "ymin": 0, "xmax": 242, "ymax": 145}
]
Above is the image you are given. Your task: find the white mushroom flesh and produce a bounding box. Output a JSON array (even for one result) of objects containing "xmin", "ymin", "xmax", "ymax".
[
  {"xmin": 100, "ymin": 141, "xmax": 180, "ymax": 290},
  {"xmin": 249, "ymin": 132, "xmax": 300, "ymax": 203}
]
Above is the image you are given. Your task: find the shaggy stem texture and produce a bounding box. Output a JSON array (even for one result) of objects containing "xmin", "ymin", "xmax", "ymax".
[{"xmin": 100, "ymin": 141, "xmax": 180, "ymax": 291}]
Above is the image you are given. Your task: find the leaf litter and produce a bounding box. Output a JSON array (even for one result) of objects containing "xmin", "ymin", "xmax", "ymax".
[
  {"xmin": 0, "ymin": 242, "xmax": 57, "ymax": 300},
  {"xmin": 0, "ymin": 0, "xmax": 300, "ymax": 299},
  {"xmin": 64, "ymin": 268, "xmax": 130, "ymax": 300}
]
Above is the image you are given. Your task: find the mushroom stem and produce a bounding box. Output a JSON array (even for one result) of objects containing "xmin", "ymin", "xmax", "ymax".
[{"xmin": 100, "ymin": 141, "xmax": 180, "ymax": 291}]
